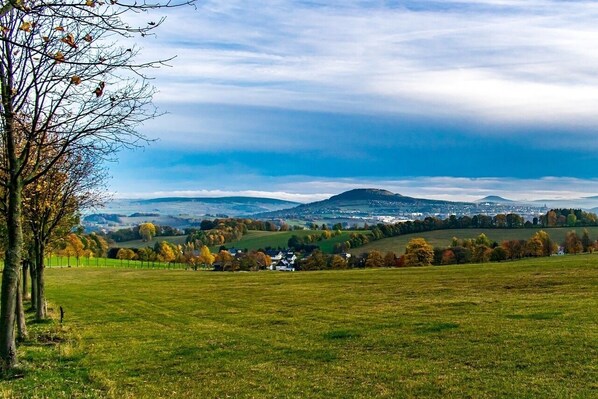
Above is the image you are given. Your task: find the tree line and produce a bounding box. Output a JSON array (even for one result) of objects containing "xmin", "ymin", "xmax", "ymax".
[
  {"xmin": 330, "ymin": 209, "xmax": 598, "ymax": 253},
  {"xmin": 296, "ymin": 229, "xmax": 598, "ymax": 271}
]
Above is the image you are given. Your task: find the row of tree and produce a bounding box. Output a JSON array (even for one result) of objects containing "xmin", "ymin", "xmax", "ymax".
[
  {"xmin": 328, "ymin": 210, "xmax": 598, "ymax": 253},
  {"xmin": 297, "ymin": 230, "xmax": 598, "ymax": 271},
  {"xmin": 111, "ymin": 241, "xmax": 274, "ymax": 272},
  {"xmin": 0, "ymin": 0, "xmax": 192, "ymax": 370}
]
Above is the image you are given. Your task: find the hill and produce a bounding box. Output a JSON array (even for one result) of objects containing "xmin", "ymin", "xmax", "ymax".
[
  {"xmin": 84, "ymin": 196, "xmax": 300, "ymax": 231},
  {"xmin": 475, "ymin": 195, "xmax": 515, "ymax": 204},
  {"xmin": 11, "ymin": 255, "xmax": 598, "ymax": 397},
  {"xmin": 255, "ymin": 188, "xmax": 472, "ymax": 222}
]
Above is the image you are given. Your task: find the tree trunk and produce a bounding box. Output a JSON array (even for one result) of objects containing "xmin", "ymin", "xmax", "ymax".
[
  {"xmin": 35, "ymin": 241, "xmax": 47, "ymax": 321},
  {"xmin": 29, "ymin": 257, "xmax": 37, "ymax": 312},
  {"xmin": 22, "ymin": 261, "xmax": 29, "ymax": 301},
  {"xmin": 0, "ymin": 178, "xmax": 23, "ymax": 370},
  {"xmin": 16, "ymin": 273, "xmax": 27, "ymax": 342}
]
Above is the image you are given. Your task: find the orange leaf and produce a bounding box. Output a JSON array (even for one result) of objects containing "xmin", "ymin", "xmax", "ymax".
[
  {"xmin": 83, "ymin": 33, "xmax": 93, "ymax": 43},
  {"xmin": 71, "ymin": 76, "xmax": 82, "ymax": 85},
  {"xmin": 54, "ymin": 51, "xmax": 65, "ymax": 63},
  {"xmin": 86, "ymin": 0, "xmax": 95, "ymax": 6},
  {"xmin": 60, "ymin": 33, "xmax": 77, "ymax": 48},
  {"xmin": 55, "ymin": 26, "xmax": 65, "ymax": 32},
  {"xmin": 19, "ymin": 22, "xmax": 32, "ymax": 32},
  {"xmin": 42, "ymin": 36, "xmax": 50, "ymax": 43}
]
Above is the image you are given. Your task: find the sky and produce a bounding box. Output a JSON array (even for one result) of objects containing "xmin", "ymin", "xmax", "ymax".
[{"xmin": 109, "ymin": 0, "xmax": 598, "ymax": 202}]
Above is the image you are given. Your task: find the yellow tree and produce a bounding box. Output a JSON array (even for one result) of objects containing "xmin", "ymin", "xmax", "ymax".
[
  {"xmin": 215, "ymin": 250, "xmax": 234, "ymax": 271},
  {"xmin": 197, "ymin": 245, "xmax": 215, "ymax": 270},
  {"xmin": 330, "ymin": 255, "xmax": 348, "ymax": 270},
  {"xmin": 65, "ymin": 233, "xmax": 85, "ymax": 267},
  {"xmin": 139, "ymin": 223, "xmax": 157, "ymax": 242},
  {"xmin": 365, "ymin": 250, "xmax": 384, "ymax": 268},
  {"xmin": 404, "ymin": 238, "xmax": 434, "ymax": 266},
  {"xmin": 157, "ymin": 242, "xmax": 176, "ymax": 264}
]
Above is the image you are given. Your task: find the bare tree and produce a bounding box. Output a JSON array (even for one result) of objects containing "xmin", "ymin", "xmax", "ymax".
[{"xmin": 0, "ymin": 0, "xmax": 192, "ymax": 370}]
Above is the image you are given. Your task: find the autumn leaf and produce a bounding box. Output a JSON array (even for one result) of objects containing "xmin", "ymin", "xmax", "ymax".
[
  {"xmin": 60, "ymin": 33, "xmax": 77, "ymax": 48},
  {"xmin": 0, "ymin": 26, "xmax": 9, "ymax": 35},
  {"xmin": 86, "ymin": 0, "xmax": 95, "ymax": 7},
  {"xmin": 54, "ymin": 51, "xmax": 65, "ymax": 63},
  {"xmin": 83, "ymin": 34, "xmax": 93, "ymax": 43},
  {"xmin": 55, "ymin": 26, "xmax": 65, "ymax": 32},
  {"xmin": 42, "ymin": 36, "xmax": 50, "ymax": 43},
  {"xmin": 71, "ymin": 76, "xmax": 82, "ymax": 85},
  {"xmin": 19, "ymin": 22, "xmax": 32, "ymax": 32},
  {"xmin": 94, "ymin": 82, "xmax": 105, "ymax": 97}
]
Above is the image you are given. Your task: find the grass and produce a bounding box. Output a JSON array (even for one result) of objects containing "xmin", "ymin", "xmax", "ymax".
[
  {"xmin": 2, "ymin": 254, "xmax": 597, "ymax": 398},
  {"xmin": 351, "ymin": 226, "xmax": 598, "ymax": 255},
  {"xmin": 110, "ymin": 235, "xmax": 188, "ymax": 249},
  {"xmin": 210, "ymin": 230, "xmax": 366, "ymax": 253}
]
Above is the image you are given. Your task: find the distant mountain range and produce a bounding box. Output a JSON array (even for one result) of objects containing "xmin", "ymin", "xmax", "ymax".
[
  {"xmin": 255, "ymin": 188, "xmax": 478, "ymax": 222},
  {"xmin": 85, "ymin": 189, "xmax": 598, "ymax": 231}
]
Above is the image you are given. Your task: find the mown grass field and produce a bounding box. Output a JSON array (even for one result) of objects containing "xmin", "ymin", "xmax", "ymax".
[
  {"xmin": 351, "ymin": 226, "xmax": 598, "ymax": 255},
  {"xmin": 2, "ymin": 254, "xmax": 597, "ymax": 398}
]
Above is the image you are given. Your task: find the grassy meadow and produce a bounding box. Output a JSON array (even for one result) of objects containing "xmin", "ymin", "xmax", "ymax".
[
  {"xmin": 351, "ymin": 226, "xmax": 598, "ymax": 255},
  {"xmin": 208, "ymin": 230, "xmax": 366, "ymax": 253},
  {"xmin": 2, "ymin": 254, "xmax": 597, "ymax": 398}
]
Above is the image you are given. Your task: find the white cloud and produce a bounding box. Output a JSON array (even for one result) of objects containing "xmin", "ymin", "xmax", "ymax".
[
  {"xmin": 113, "ymin": 175, "xmax": 598, "ymax": 203},
  {"xmin": 130, "ymin": 0, "xmax": 598, "ymax": 132}
]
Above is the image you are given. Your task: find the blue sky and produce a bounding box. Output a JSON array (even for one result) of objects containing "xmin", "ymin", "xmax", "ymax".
[{"xmin": 110, "ymin": 0, "xmax": 598, "ymax": 202}]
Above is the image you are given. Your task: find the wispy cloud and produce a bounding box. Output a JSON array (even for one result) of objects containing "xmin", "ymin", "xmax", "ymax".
[{"xmin": 141, "ymin": 0, "xmax": 598, "ymax": 129}]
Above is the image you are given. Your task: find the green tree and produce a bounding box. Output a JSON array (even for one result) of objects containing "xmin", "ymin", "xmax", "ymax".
[
  {"xmin": 404, "ymin": 238, "xmax": 434, "ymax": 266},
  {"xmin": 567, "ymin": 213, "xmax": 577, "ymax": 227}
]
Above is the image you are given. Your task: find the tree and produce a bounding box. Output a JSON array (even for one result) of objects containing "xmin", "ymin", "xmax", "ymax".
[
  {"xmin": 156, "ymin": 241, "xmax": 176, "ymax": 264},
  {"xmin": 564, "ymin": 231, "xmax": 582, "ymax": 254},
  {"xmin": 22, "ymin": 151, "xmax": 104, "ymax": 320},
  {"xmin": 0, "ymin": 0, "xmax": 192, "ymax": 369},
  {"xmin": 215, "ymin": 250, "xmax": 234, "ymax": 271},
  {"xmin": 365, "ymin": 250, "xmax": 384, "ymax": 268},
  {"xmin": 253, "ymin": 251, "xmax": 271, "ymax": 270},
  {"xmin": 139, "ymin": 223, "xmax": 156, "ymax": 242},
  {"xmin": 383, "ymin": 251, "xmax": 397, "ymax": 268},
  {"xmin": 330, "ymin": 255, "xmax": 347, "ymax": 270},
  {"xmin": 441, "ymin": 249, "xmax": 456, "ymax": 265},
  {"xmin": 116, "ymin": 248, "xmax": 136, "ymax": 266},
  {"xmin": 532, "ymin": 230, "xmax": 557, "ymax": 256},
  {"xmin": 404, "ymin": 238, "xmax": 434, "ymax": 266},
  {"xmin": 490, "ymin": 246, "xmax": 508, "ymax": 262},
  {"xmin": 65, "ymin": 233, "xmax": 86, "ymax": 266},
  {"xmin": 196, "ymin": 245, "xmax": 214, "ymax": 270},
  {"xmin": 581, "ymin": 229, "xmax": 592, "ymax": 252}
]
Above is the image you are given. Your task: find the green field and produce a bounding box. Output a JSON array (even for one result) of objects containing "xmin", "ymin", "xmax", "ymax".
[
  {"xmin": 210, "ymin": 230, "xmax": 366, "ymax": 253},
  {"xmin": 3, "ymin": 255, "xmax": 597, "ymax": 398},
  {"xmin": 110, "ymin": 235, "xmax": 188, "ymax": 249},
  {"xmin": 351, "ymin": 226, "xmax": 598, "ymax": 255}
]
